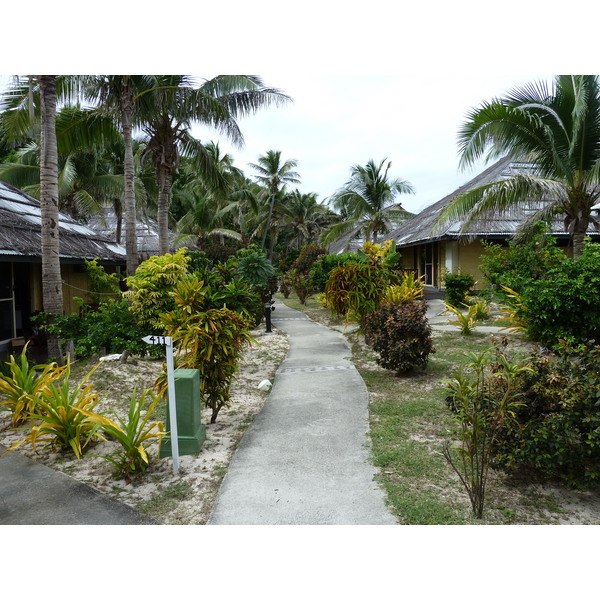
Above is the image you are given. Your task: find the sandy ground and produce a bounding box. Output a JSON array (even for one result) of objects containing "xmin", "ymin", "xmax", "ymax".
[{"xmin": 0, "ymin": 327, "xmax": 289, "ymax": 525}]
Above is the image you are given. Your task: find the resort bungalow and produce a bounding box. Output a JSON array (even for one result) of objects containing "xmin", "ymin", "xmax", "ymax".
[
  {"xmin": 387, "ymin": 156, "xmax": 600, "ymax": 290},
  {"xmin": 0, "ymin": 180, "xmax": 126, "ymax": 354}
]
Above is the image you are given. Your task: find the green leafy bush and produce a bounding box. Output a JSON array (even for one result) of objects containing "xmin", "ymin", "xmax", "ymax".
[
  {"xmin": 37, "ymin": 298, "xmax": 157, "ymax": 359},
  {"xmin": 291, "ymin": 244, "xmax": 327, "ymax": 275},
  {"xmin": 442, "ymin": 272, "xmax": 475, "ymax": 307},
  {"xmin": 161, "ymin": 275, "xmax": 254, "ymax": 423},
  {"xmin": 324, "ymin": 260, "xmax": 391, "ymax": 326},
  {"xmin": 308, "ymin": 252, "xmax": 363, "ymax": 292},
  {"xmin": 363, "ymin": 300, "xmax": 435, "ymax": 374},
  {"xmin": 520, "ymin": 240, "xmax": 600, "ymax": 346},
  {"xmin": 493, "ymin": 341, "xmax": 600, "ymax": 487},
  {"xmin": 480, "ymin": 222, "xmax": 565, "ymax": 296},
  {"xmin": 442, "ymin": 346, "xmax": 532, "ymax": 518},
  {"xmin": 124, "ymin": 248, "xmax": 190, "ymax": 330},
  {"xmin": 0, "ymin": 345, "xmax": 65, "ymax": 426}
]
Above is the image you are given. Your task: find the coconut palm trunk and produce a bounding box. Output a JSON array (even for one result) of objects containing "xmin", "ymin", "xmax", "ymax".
[
  {"xmin": 121, "ymin": 79, "xmax": 139, "ymax": 276},
  {"xmin": 157, "ymin": 163, "xmax": 172, "ymax": 255},
  {"xmin": 38, "ymin": 75, "xmax": 63, "ymax": 358}
]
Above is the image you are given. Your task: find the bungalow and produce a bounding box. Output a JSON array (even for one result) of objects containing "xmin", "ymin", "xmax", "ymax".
[
  {"xmin": 387, "ymin": 156, "xmax": 600, "ymax": 289},
  {"xmin": 0, "ymin": 180, "xmax": 126, "ymax": 353}
]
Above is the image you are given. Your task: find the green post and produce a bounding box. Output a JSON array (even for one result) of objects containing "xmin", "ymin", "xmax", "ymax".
[{"xmin": 160, "ymin": 368, "xmax": 206, "ymax": 458}]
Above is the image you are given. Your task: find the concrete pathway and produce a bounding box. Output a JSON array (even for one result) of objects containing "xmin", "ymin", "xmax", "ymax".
[
  {"xmin": 0, "ymin": 443, "xmax": 154, "ymax": 525},
  {"xmin": 208, "ymin": 301, "xmax": 396, "ymax": 525}
]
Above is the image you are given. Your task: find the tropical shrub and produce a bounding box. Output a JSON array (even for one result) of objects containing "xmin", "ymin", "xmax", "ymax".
[
  {"xmin": 442, "ymin": 346, "xmax": 532, "ymax": 518},
  {"xmin": 363, "ymin": 300, "xmax": 435, "ymax": 374},
  {"xmin": 37, "ymin": 298, "xmax": 157, "ymax": 359},
  {"xmin": 480, "ymin": 222, "xmax": 565, "ymax": 296},
  {"xmin": 286, "ymin": 268, "xmax": 314, "ymax": 304},
  {"xmin": 0, "ymin": 345, "xmax": 66, "ymax": 426},
  {"xmin": 442, "ymin": 272, "xmax": 475, "ymax": 307},
  {"xmin": 161, "ymin": 275, "xmax": 254, "ymax": 423},
  {"xmin": 83, "ymin": 258, "xmax": 122, "ymax": 306},
  {"xmin": 308, "ymin": 252, "xmax": 363, "ymax": 292},
  {"xmin": 291, "ymin": 244, "xmax": 326, "ymax": 275},
  {"xmin": 519, "ymin": 239, "xmax": 600, "ymax": 346},
  {"xmin": 84, "ymin": 387, "xmax": 165, "ymax": 482},
  {"xmin": 324, "ymin": 260, "xmax": 390, "ymax": 326},
  {"xmin": 384, "ymin": 272, "xmax": 424, "ymax": 305},
  {"xmin": 124, "ymin": 248, "xmax": 190, "ymax": 330},
  {"xmin": 7, "ymin": 363, "xmax": 105, "ymax": 459},
  {"xmin": 493, "ymin": 341, "xmax": 600, "ymax": 488},
  {"xmin": 445, "ymin": 302, "xmax": 478, "ymax": 335}
]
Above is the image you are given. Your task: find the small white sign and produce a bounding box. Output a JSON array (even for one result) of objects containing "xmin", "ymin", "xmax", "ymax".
[{"xmin": 142, "ymin": 335, "xmax": 172, "ymax": 347}]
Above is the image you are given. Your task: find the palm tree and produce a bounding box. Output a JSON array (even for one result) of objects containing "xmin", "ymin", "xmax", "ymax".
[
  {"xmin": 281, "ymin": 190, "xmax": 336, "ymax": 249},
  {"xmin": 323, "ymin": 158, "xmax": 414, "ymax": 245},
  {"xmin": 38, "ymin": 75, "xmax": 63, "ymax": 358},
  {"xmin": 141, "ymin": 76, "xmax": 291, "ymax": 255},
  {"xmin": 81, "ymin": 76, "xmax": 160, "ymax": 276},
  {"xmin": 435, "ymin": 75, "xmax": 600, "ymax": 257},
  {"xmin": 249, "ymin": 149, "xmax": 300, "ymax": 254}
]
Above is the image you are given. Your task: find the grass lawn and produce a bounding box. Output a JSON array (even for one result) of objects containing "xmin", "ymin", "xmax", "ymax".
[{"xmin": 276, "ymin": 292, "xmax": 590, "ymax": 524}]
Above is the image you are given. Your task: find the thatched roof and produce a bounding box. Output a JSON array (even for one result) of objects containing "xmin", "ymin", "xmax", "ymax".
[
  {"xmin": 389, "ymin": 157, "xmax": 600, "ymax": 247},
  {"xmin": 0, "ymin": 180, "xmax": 126, "ymax": 264},
  {"xmin": 86, "ymin": 207, "xmax": 191, "ymax": 260},
  {"xmin": 328, "ymin": 203, "xmax": 415, "ymax": 254}
]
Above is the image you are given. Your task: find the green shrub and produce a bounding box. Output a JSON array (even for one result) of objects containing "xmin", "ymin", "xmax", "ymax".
[
  {"xmin": 37, "ymin": 298, "xmax": 157, "ymax": 359},
  {"xmin": 520, "ymin": 240, "xmax": 600, "ymax": 346},
  {"xmin": 308, "ymin": 252, "xmax": 363, "ymax": 292},
  {"xmin": 442, "ymin": 272, "xmax": 475, "ymax": 307},
  {"xmin": 292, "ymin": 244, "xmax": 327, "ymax": 275},
  {"xmin": 161, "ymin": 275, "xmax": 254, "ymax": 423},
  {"xmin": 442, "ymin": 346, "xmax": 532, "ymax": 518},
  {"xmin": 324, "ymin": 260, "xmax": 391, "ymax": 326},
  {"xmin": 480, "ymin": 222, "xmax": 565, "ymax": 296},
  {"xmin": 0, "ymin": 345, "xmax": 65, "ymax": 426},
  {"xmin": 363, "ymin": 301, "xmax": 435, "ymax": 374},
  {"xmin": 124, "ymin": 248, "xmax": 190, "ymax": 330},
  {"xmin": 493, "ymin": 341, "xmax": 600, "ymax": 487}
]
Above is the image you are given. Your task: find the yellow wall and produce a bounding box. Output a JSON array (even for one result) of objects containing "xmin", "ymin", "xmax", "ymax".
[{"xmin": 31, "ymin": 263, "xmax": 93, "ymax": 315}]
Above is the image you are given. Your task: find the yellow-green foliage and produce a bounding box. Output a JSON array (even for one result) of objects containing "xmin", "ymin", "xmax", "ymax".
[
  {"xmin": 384, "ymin": 272, "xmax": 424, "ymax": 305},
  {"xmin": 124, "ymin": 248, "xmax": 190, "ymax": 330},
  {"xmin": 6, "ymin": 363, "xmax": 105, "ymax": 459},
  {"xmin": 160, "ymin": 274, "xmax": 254, "ymax": 423},
  {"xmin": 445, "ymin": 303, "xmax": 478, "ymax": 335},
  {"xmin": 497, "ymin": 285, "xmax": 528, "ymax": 333},
  {"xmin": 0, "ymin": 344, "xmax": 66, "ymax": 426},
  {"xmin": 83, "ymin": 387, "xmax": 165, "ymax": 482}
]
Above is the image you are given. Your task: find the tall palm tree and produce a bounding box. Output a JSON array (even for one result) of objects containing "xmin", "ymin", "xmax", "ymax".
[
  {"xmin": 81, "ymin": 76, "xmax": 160, "ymax": 276},
  {"xmin": 38, "ymin": 75, "xmax": 63, "ymax": 358},
  {"xmin": 323, "ymin": 158, "xmax": 414, "ymax": 245},
  {"xmin": 141, "ymin": 76, "xmax": 291, "ymax": 255},
  {"xmin": 249, "ymin": 149, "xmax": 300, "ymax": 254},
  {"xmin": 435, "ymin": 75, "xmax": 600, "ymax": 257},
  {"xmin": 281, "ymin": 190, "xmax": 336, "ymax": 249}
]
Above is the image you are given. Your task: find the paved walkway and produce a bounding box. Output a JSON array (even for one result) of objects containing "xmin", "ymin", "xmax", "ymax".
[
  {"xmin": 0, "ymin": 443, "xmax": 154, "ymax": 525},
  {"xmin": 208, "ymin": 301, "xmax": 397, "ymax": 525}
]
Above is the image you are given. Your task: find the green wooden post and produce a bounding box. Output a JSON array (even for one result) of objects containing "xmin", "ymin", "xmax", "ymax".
[{"xmin": 160, "ymin": 368, "xmax": 206, "ymax": 457}]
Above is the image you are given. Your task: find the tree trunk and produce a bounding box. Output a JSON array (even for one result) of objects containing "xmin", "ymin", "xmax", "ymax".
[
  {"xmin": 157, "ymin": 164, "xmax": 171, "ymax": 255},
  {"xmin": 38, "ymin": 75, "xmax": 64, "ymax": 360},
  {"xmin": 121, "ymin": 82, "xmax": 139, "ymax": 276}
]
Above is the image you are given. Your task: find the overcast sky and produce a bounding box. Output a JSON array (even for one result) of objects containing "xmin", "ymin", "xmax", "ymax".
[{"xmin": 192, "ymin": 73, "xmax": 554, "ymax": 214}]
